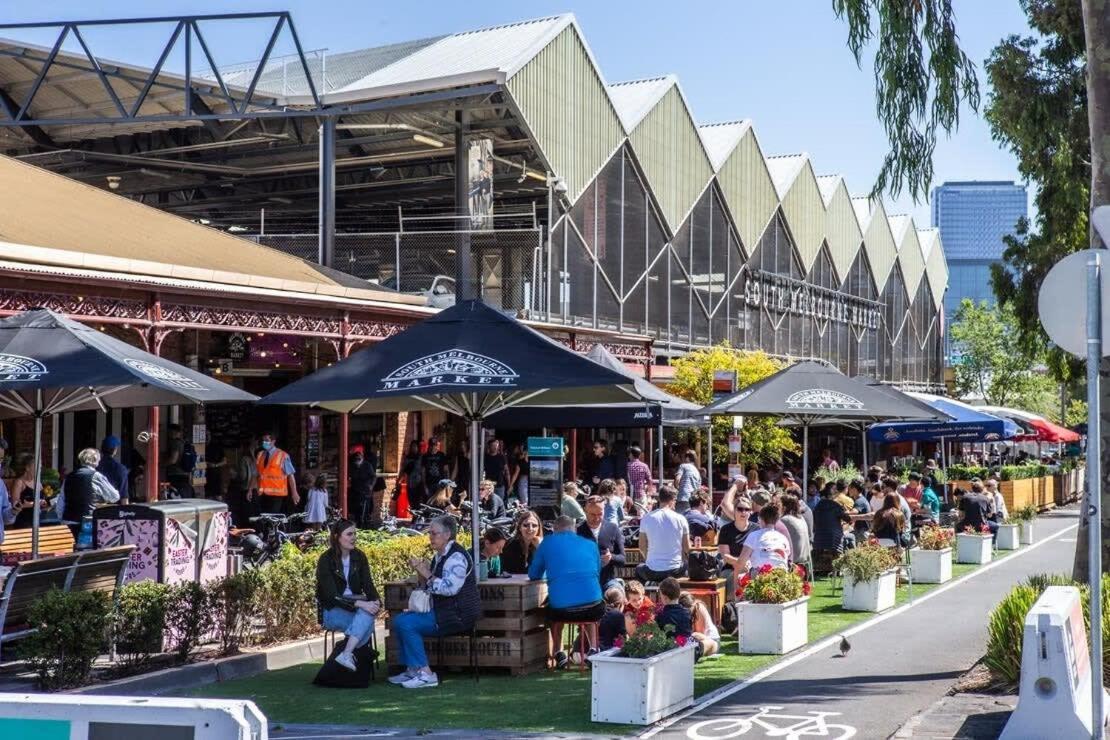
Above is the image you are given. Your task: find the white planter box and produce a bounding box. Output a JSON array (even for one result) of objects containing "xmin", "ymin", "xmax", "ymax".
[
  {"xmin": 956, "ymin": 533, "xmax": 993, "ymax": 564},
  {"xmin": 842, "ymin": 569, "xmax": 898, "ymax": 612},
  {"xmin": 996, "ymin": 524, "xmax": 1020, "ymax": 551},
  {"xmin": 1020, "ymin": 522, "xmax": 1035, "ymax": 545},
  {"xmin": 910, "ymin": 547, "xmax": 952, "ymax": 584},
  {"xmin": 737, "ymin": 597, "xmax": 809, "ymax": 655},
  {"xmin": 589, "ymin": 643, "xmax": 697, "ymax": 725}
]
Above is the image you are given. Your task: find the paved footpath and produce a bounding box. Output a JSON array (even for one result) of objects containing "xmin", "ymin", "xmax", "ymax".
[{"xmin": 646, "ymin": 506, "xmax": 1081, "ymax": 740}]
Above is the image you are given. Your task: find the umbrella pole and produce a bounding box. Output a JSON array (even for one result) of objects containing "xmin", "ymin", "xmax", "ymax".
[
  {"xmin": 658, "ymin": 421, "xmax": 665, "ymax": 486},
  {"xmin": 940, "ymin": 436, "xmax": 948, "ymax": 503},
  {"xmin": 861, "ymin": 424, "xmax": 868, "ymax": 471},
  {"xmin": 469, "ymin": 417, "xmax": 482, "ymax": 569},
  {"xmin": 706, "ymin": 423, "xmax": 713, "ymax": 492},
  {"xmin": 31, "ymin": 391, "xmax": 43, "ymax": 559},
  {"xmin": 802, "ymin": 422, "xmax": 809, "ymax": 492}
]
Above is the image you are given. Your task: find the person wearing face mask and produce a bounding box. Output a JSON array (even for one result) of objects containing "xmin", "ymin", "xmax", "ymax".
[
  {"xmin": 348, "ymin": 444, "xmax": 377, "ymax": 525},
  {"xmin": 247, "ymin": 431, "xmax": 300, "ymax": 514}
]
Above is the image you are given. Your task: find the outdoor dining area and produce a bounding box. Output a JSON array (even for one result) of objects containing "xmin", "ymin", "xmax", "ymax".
[{"xmin": 0, "ymin": 299, "xmax": 1086, "ymax": 729}]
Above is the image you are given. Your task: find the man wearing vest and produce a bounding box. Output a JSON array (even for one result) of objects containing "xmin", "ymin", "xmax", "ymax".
[{"xmin": 247, "ymin": 432, "xmax": 300, "ymax": 514}]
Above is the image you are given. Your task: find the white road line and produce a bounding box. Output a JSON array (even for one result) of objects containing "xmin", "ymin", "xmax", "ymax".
[{"xmin": 640, "ymin": 518, "xmax": 1080, "ymax": 739}]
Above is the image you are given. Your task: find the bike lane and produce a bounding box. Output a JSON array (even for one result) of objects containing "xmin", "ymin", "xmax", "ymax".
[{"xmin": 647, "ymin": 507, "xmax": 1080, "ymax": 740}]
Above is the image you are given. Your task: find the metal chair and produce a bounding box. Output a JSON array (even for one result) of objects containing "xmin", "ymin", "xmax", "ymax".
[{"xmin": 323, "ymin": 627, "xmax": 379, "ymax": 682}]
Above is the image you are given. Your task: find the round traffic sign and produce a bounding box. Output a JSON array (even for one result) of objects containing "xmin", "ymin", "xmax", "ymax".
[{"xmin": 1037, "ymin": 248, "xmax": 1110, "ymax": 358}]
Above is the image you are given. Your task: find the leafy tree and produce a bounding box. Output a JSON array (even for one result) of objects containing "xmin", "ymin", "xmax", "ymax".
[
  {"xmin": 985, "ymin": 0, "xmax": 1088, "ymax": 384},
  {"xmin": 668, "ymin": 345, "xmax": 797, "ymax": 468},
  {"xmin": 949, "ymin": 298, "xmax": 1046, "ymax": 405},
  {"xmin": 833, "ymin": 0, "xmax": 980, "ymax": 200},
  {"xmin": 1065, "ymin": 398, "xmax": 1089, "ymax": 427},
  {"xmin": 834, "ymin": 0, "xmax": 1110, "ymax": 579}
]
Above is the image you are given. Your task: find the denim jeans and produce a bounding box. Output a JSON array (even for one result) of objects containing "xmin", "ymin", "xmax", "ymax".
[
  {"xmin": 392, "ymin": 610, "xmax": 443, "ymax": 668},
  {"xmin": 321, "ymin": 606, "xmax": 376, "ymax": 649}
]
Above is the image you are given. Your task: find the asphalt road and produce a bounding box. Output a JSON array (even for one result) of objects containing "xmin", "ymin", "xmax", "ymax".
[{"xmin": 648, "ymin": 506, "xmax": 1082, "ymax": 740}]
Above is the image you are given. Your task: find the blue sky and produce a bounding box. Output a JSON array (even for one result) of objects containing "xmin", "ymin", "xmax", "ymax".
[{"xmin": 2, "ymin": 1, "xmax": 1034, "ymax": 225}]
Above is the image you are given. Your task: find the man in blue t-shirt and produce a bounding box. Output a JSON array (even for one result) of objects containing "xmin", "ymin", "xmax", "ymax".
[{"xmin": 529, "ymin": 515, "xmax": 604, "ymax": 622}]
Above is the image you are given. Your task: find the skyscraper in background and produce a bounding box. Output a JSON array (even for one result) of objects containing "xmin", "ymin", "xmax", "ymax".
[{"xmin": 930, "ymin": 180, "xmax": 1027, "ymax": 359}]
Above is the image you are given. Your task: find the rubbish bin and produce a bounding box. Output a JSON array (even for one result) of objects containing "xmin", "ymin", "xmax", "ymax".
[{"xmin": 94, "ymin": 499, "xmax": 230, "ymax": 585}]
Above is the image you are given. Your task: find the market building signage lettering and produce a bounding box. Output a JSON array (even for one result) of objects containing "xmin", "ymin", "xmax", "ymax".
[
  {"xmin": 744, "ymin": 270, "xmax": 880, "ymax": 330},
  {"xmin": 381, "ymin": 350, "xmax": 519, "ymax": 391}
]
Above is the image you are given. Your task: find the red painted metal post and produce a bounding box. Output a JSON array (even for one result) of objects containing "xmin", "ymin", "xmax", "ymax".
[{"xmin": 338, "ymin": 413, "xmax": 349, "ymax": 518}]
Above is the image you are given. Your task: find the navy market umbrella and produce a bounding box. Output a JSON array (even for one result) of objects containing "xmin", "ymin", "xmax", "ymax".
[
  {"xmin": 262, "ymin": 300, "xmax": 644, "ymax": 562},
  {"xmin": 0, "ymin": 309, "xmax": 257, "ymax": 556},
  {"xmin": 700, "ymin": 361, "xmax": 942, "ymax": 485}
]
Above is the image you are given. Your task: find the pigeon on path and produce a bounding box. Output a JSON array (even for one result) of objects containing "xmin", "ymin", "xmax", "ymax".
[{"xmin": 839, "ymin": 635, "xmax": 851, "ymax": 657}]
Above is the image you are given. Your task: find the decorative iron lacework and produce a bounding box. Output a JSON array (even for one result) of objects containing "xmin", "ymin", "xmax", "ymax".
[
  {"xmin": 348, "ymin": 320, "xmax": 407, "ymax": 340},
  {"xmin": 0, "ymin": 289, "xmax": 148, "ymax": 321},
  {"xmin": 160, "ymin": 303, "xmax": 343, "ymax": 336}
]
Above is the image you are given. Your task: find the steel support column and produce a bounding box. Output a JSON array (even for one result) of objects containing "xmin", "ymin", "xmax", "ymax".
[
  {"xmin": 318, "ymin": 116, "xmax": 336, "ymax": 268},
  {"xmin": 454, "ymin": 109, "xmax": 474, "ymax": 301}
]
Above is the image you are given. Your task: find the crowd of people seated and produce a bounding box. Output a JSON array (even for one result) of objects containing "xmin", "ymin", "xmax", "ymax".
[{"xmin": 308, "ymin": 436, "xmax": 1039, "ymax": 685}]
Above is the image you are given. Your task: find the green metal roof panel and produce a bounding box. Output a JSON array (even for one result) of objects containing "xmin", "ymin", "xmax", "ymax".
[
  {"xmin": 820, "ymin": 177, "xmax": 863, "ymax": 282},
  {"xmin": 779, "ymin": 158, "xmax": 826, "ymax": 272},
  {"xmin": 628, "ymin": 85, "xmax": 714, "ymax": 232},
  {"xmin": 506, "ymin": 23, "xmax": 625, "ymax": 201},
  {"xmin": 715, "ymin": 127, "xmax": 778, "ymax": 252}
]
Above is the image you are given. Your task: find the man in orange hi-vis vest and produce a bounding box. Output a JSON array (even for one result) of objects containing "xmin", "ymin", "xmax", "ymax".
[{"xmin": 247, "ymin": 432, "xmax": 300, "ymax": 514}]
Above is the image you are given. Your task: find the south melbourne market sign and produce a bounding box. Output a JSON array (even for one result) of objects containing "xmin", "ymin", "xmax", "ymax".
[
  {"xmin": 380, "ymin": 350, "xmax": 519, "ymax": 391},
  {"xmin": 744, "ymin": 269, "xmax": 881, "ymax": 330}
]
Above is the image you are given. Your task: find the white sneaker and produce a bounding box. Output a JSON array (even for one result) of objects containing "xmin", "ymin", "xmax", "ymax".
[
  {"xmin": 387, "ymin": 670, "xmax": 414, "ymax": 685},
  {"xmin": 334, "ymin": 652, "xmax": 357, "ymax": 672},
  {"xmin": 401, "ymin": 671, "xmax": 439, "ymax": 689}
]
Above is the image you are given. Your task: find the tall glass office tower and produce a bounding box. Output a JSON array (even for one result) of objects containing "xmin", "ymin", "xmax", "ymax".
[{"xmin": 930, "ymin": 181, "xmax": 1027, "ymax": 358}]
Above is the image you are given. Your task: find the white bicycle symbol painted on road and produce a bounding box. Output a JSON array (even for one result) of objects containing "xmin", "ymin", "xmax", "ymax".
[{"xmin": 687, "ymin": 706, "xmax": 857, "ymax": 739}]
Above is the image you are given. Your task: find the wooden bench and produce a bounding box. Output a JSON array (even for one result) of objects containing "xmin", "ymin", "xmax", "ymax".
[
  {"xmin": 0, "ymin": 545, "xmax": 134, "ymax": 661},
  {"xmin": 0, "ymin": 525, "xmax": 75, "ymax": 562}
]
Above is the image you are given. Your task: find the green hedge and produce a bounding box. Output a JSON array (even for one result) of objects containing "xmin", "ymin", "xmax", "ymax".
[
  {"xmin": 986, "ymin": 573, "xmax": 1110, "ymax": 686},
  {"xmin": 26, "ymin": 532, "xmax": 447, "ymax": 689}
]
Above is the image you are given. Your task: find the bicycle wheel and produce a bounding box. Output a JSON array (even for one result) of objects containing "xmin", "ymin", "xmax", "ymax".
[
  {"xmin": 795, "ymin": 722, "xmax": 856, "ymax": 739},
  {"xmin": 685, "ymin": 717, "xmax": 753, "ymax": 739}
]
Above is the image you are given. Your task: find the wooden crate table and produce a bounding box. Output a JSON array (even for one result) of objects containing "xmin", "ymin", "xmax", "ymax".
[
  {"xmin": 383, "ymin": 575, "xmax": 549, "ymax": 676},
  {"xmin": 643, "ymin": 577, "xmax": 727, "ymax": 624}
]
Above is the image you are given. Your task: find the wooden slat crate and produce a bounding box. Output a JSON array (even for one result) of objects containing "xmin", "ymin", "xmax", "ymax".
[{"xmin": 384, "ymin": 630, "xmax": 548, "ymax": 675}]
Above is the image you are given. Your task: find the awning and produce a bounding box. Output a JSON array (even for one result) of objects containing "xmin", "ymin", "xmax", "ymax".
[
  {"xmin": 976, "ymin": 405, "xmax": 1081, "ymax": 443},
  {"xmin": 867, "ymin": 393, "xmax": 1020, "ymax": 443}
]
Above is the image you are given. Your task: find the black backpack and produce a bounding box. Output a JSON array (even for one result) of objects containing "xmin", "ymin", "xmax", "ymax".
[
  {"xmin": 313, "ymin": 637, "xmax": 378, "ymax": 689},
  {"xmin": 687, "ymin": 550, "xmax": 721, "ymax": 581}
]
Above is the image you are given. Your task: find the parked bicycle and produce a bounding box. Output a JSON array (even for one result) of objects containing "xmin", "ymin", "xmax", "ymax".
[{"xmin": 231, "ymin": 512, "xmax": 313, "ymax": 568}]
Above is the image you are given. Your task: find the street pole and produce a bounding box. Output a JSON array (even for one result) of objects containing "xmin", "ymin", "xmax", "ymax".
[
  {"xmin": 1086, "ymin": 251, "xmax": 1103, "ymax": 740},
  {"xmin": 454, "ymin": 109, "xmax": 474, "ymax": 302},
  {"xmin": 318, "ymin": 117, "xmax": 336, "ymax": 268}
]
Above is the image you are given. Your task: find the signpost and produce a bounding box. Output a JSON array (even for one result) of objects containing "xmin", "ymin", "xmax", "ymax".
[
  {"xmin": 1038, "ymin": 208, "xmax": 1110, "ymax": 738},
  {"xmin": 526, "ymin": 436, "xmax": 563, "ymax": 517}
]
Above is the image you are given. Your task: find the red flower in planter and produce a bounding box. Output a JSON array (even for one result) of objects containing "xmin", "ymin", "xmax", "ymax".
[
  {"xmin": 613, "ymin": 636, "xmax": 624, "ymax": 648},
  {"xmin": 980, "ymin": 523, "xmax": 991, "ymax": 534},
  {"xmin": 635, "ymin": 609, "xmax": 653, "ymax": 626},
  {"xmin": 802, "ymin": 581, "xmax": 812, "ymax": 596},
  {"xmin": 794, "ymin": 564, "xmax": 807, "ymax": 579},
  {"xmin": 758, "ymin": 563, "xmax": 774, "ymax": 574},
  {"xmin": 675, "ymin": 635, "xmax": 688, "ymax": 647}
]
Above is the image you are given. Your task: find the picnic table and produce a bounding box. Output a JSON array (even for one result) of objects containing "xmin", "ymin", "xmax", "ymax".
[{"xmin": 384, "ymin": 574, "xmax": 549, "ymax": 675}]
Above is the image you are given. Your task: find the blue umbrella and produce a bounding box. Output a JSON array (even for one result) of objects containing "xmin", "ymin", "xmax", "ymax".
[{"xmin": 867, "ymin": 393, "xmax": 1020, "ymax": 443}]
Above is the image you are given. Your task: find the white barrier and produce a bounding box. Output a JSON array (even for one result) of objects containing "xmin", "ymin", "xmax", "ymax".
[
  {"xmin": 0, "ymin": 693, "xmax": 266, "ymax": 740},
  {"xmin": 1001, "ymin": 586, "xmax": 1108, "ymax": 739}
]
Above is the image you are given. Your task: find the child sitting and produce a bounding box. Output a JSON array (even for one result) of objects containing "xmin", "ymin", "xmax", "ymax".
[
  {"xmin": 680, "ymin": 592, "xmax": 720, "ymax": 657},
  {"xmin": 304, "ymin": 474, "xmax": 329, "ymax": 530},
  {"xmin": 623, "ymin": 580, "xmax": 655, "ymax": 634},
  {"xmin": 654, "ymin": 577, "xmax": 693, "ymax": 640},
  {"xmin": 598, "ymin": 586, "xmax": 628, "ymax": 650}
]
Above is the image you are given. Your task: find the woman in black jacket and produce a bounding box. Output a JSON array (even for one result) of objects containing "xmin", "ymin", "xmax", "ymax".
[
  {"xmin": 316, "ymin": 519, "xmax": 381, "ymax": 672},
  {"xmin": 500, "ymin": 509, "xmax": 543, "ymax": 574}
]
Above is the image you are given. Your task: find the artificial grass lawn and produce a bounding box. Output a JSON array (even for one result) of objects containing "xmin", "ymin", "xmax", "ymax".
[{"xmin": 179, "ymin": 549, "xmax": 1017, "ymax": 734}]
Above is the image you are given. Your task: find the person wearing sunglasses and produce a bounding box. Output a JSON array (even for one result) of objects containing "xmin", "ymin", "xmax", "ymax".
[{"xmin": 717, "ymin": 488, "xmax": 755, "ymax": 602}]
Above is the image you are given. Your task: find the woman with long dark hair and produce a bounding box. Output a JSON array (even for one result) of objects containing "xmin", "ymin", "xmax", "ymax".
[
  {"xmin": 315, "ymin": 519, "xmax": 380, "ymax": 672},
  {"xmin": 500, "ymin": 509, "xmax": 543, "ymax": 574}
]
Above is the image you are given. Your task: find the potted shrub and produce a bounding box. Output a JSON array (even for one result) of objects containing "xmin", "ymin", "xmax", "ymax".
[
  {"xmin": 588, "ymin": 618, "xmax": 697, "ymax": 725},
  {"xmin": 910, "ymin": 526, "xmax": 954, "ymax": 584},
  {"xmin": 956, "ymin": 524, "xmax": 994, "ymax": 564},
  {"xmin": 1012, "ymin": 505, "xmax": 1038, "ymax": 545},
  {"xmin": 735, "ymin": 564, "xmax": 811, "ymax": 654},
  {"xmin": 834, "ymin": 543, "xmax": 900, "ymax": 612},
  {"xmin": 995, "ymin": 519, "xmax": 1020, "ymax": 551}
]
